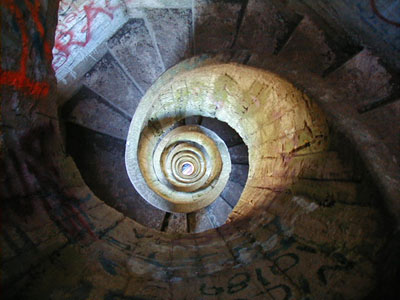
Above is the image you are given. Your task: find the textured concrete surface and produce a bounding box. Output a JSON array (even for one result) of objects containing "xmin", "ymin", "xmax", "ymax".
[
  {"xmin": 235, "ymin": 0, "xmax": 296, "ymax": 54},
  {"xmin": 206, "ymin": 196, "xmax": 232, "ymax": 227},
  {"xmin": 359, "ymin": 100, "xmax": 400, "ymax": 164},
  {"xmin": 62, "ymin": 86, "xmax": 131, "ymax": 140},
  {"xmin": 83, "ymin": 52, "xmax": 143, "ymax": 116},
  {"xmin": 145, "ymin": 8, "xmax": 193, "ymax": 69},
  {"xmin": 188, "ymin": 208, "xmax": 214, "ymax": 233},
  {"xmin": 230, "ymin": 164, "xmax": 249, "ymax": 187},
  {"xmin": 66, "ymin": 123, "xmax": 166, "ymax": 230},
  {"xmin": 166, "ymin": 213, "xmax": 188, "ymax": 233},
  {"xmin": 53, "ymin": 0, "xmax": 128, "ymax": 82},
  {"xmin": 220, "ymin": 180, "xmax": 243, "ymax": 208},
  {"xmin": 326, "ymin": 49, "xmax": 393, "ymax": 107},
  {"xmin": 194, "ymin": 0, "xmax": 242, "ymax": 53},
  {"xmin": 229, "ymin": 143, "xmax": 249, "ymax": 164},
  {"xmin": 108, "ymin": 18, "xmax": 164, "ymax": 91},
  {"xmin": 278, "ymin": 16, "xmax": 336, "ymax": 75}
]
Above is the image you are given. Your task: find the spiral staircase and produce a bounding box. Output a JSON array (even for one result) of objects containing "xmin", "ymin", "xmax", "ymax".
[{"xmin": 1, "ymin": 1, "xmax": 400, "ymax": 299}]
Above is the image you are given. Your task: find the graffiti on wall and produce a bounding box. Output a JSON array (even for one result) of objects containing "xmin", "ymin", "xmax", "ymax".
[
  {"xmin": 0, "ymin": 0, "xmax": 51, "ymax": 98},
  {"xmin": 52, "ymin": 0, "xmax": 121, "ymax": 71},
  {"xmin": 0, "ymin": 123, "xmax": 97, "ymax": 243}
]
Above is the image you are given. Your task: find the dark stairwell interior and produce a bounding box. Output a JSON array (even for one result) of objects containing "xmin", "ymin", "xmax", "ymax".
[{"xmin": 1, "ymin": 1, "xmax": 400, "ymax": 299}]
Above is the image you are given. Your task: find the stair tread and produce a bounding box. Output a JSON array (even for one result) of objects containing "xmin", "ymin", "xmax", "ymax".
[
  {"xmin": 65, "ymin": 124, "xmax": 166, "ymax": 230},
  {"xmin": 62, "ymin": 86, "xmax": 130, "ymax": 140},
  {"xmin": 185, "ymin": 116, "xmax": 202, "ymax": 125},
  {"xmin": 108, "ymin": 18, "xmax": 164, "ymax": 91},
  {"xmin": 359, "ymin": 100, "xmax": 400, "ymax": 164},
  {"xmin": 221, "ymin": 180, "xmax": 243, "ymax": 208},
  {"xmin": 206, "ymin": 196, "xmax": 232, "ymax": 228},
  {"xmin": 83, "ymin": 52, "xmax": 142, "ymax": 117},
  {"xmin": 194, "ymin": 0, "xmax": 243, "ymax": 53},
  {"xmin": 278, "ymin": 15, "xmax": 336, "ymax": 75},
  {"xmin": 188, "ymin": 208, "xmax": 213, "ymax": 233},
  {"xmin": 165, "ymin": 213, "xmax": 188, "ymax": 233},
  {"xmin": 229, "ymin": 143, "xmax": 248, "ymax": 164},
  {"xmin": 145, "ymin": 8, "xmax": 193, "ymax": 69},
  {"xmin": 326, "ymin": 49, "xmax": 393, "ymax": 107},
  {"xmin": 230, "ymin": 164, "xmax": 249, "ymax": 187},
  {"xmin": 235, "ymin": 0, "xmax": 297, "ymax": 55}
]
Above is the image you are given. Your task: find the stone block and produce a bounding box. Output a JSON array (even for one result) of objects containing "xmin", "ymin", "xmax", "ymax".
[
  {"xmin": 326, "ymin": 49, "xmax": 392, "ymax": 107},
  {"xmin": 65, "ymin": 122, "xmax": 166, "ymax": 230},
  {"xmin": 278, "ymin": 16, "xmax": 336, "ymax": 75},
  {"xmin": 83, "ymin": 52, "xmax": 142, "ymax": 116},
  {"xmin": 195, "ymin": 0, "xmax": 242, "ymax": 53},
  {"xmin": 236, "ymin": 0, "xmax": 292, "ymax": 54},
  {"xmin": 166, "ymin": 213, "xmax": 188, "ymax": 233},
  {"xmin": 108, "ymin": 18, "xmax": 164, "ymax": 91},
  {"xmin": 62, "ymin": 86, "xmax": 131, "ymax": 140},
  {"xmin": 188, "ymin": 208, "xmax": 213, "ymax": 233},
  {"xmin": 145, "ymin": 8, "xmax": 193, "ymax": 69},
  {"xmin": 230, "ymin": 164, "xmax": 249, "ymax": 186},
  {"xmin": 206, "ymin": 196, "xmax": 232, "ymax": 227},
  {"xmin": 229, "ymin": 143, "xmax": 248, "ymax": 164},
  {"xmin": 221, "ymin": 180, "xmax": 243, "ymax": 208}
]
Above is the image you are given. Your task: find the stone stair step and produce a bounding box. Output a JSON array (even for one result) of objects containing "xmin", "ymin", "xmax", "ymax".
[
  {"xmin": 145, "ymin": 8, "xmax": 193, "ymax": 69},
  {"xmin": 62, "ymin": 86, "xmax": 130, "ymax": 141},
  {"xmin": 220, "ymin": 180, "xmax": 243, "ymax": 208},
  {"xmin": 229, "ymin": 143, "xmax": 248, "ymax": 164},
  {"xmin": 359, "ymin": 100, "xmax": 400, "ymax": 164},
  {"xmin": 278, "ymin": 15, "xmax": 336, "ymax": 75},
  {"xmin": 65, "ymin": 123, "xmax": 166, "ymax": 231},
  {"xmin": 83, "ymin": 52, "xmax": 142, "ymax": 117},
  {"xmin": 235, "ymin": 0, "xmax": 300, "ymax": 55},
  {"xmin": 326, "ymin": 49, "xmax": 393, "ymax": 108},
  {"xmin": 185, "ymin": 115, "xmax": 202, "ymax": 125},
  {"xmin": 188, "ymin": 208, "xmax": 213, "ymax": 233},
  {"xmin": 230, "ymin": 164, "xmax": 249, "ymax": 187},
  {"xmin": 165, "ymin": 213, "xmax": 188, "ymax": 233},
  {"xmin": 206, "ymin": 196, "xmax": 232, "ymax": 228},
  {"xmin": 108, "ymin": 18, "xmax": 164, "ymax": 92},
  {"xmin": 194, "ymin": 0, "xmax": 243, "ymax": 54},
  {"xmin": 200, "ymin": 117, "xmax": 243, "ymax": 147}
]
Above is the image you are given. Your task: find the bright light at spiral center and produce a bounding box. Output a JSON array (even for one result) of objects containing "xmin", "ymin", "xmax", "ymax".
[{"xmin": 181, "ymin": 162, "xmax": 194, "ymax": 176}]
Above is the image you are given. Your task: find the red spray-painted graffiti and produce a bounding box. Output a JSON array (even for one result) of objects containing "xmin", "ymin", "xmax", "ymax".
[
  {"xmin": 0, "ymin": 0, "xmax": 51, "ymax": 98},
  {"xmin": 52, "ymin": 0, "xmax": 120, "ymax": 71}
]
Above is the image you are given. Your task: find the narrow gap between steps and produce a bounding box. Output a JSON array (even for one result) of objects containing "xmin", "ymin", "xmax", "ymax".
[
  {"xmin": 230, "ymin": 0, "xmax": 249, "ymax": 49},
  {"xmin": 160, "ymin": 212, "xmax": 172, "ymax": 232}
]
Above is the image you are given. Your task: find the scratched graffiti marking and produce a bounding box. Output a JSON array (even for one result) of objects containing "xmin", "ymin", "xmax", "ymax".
[
  {"xmin": 0, "ymin": 0, "xmax": 51, "ymax": 97},
  {"xmin": 371, "ymin": 0, "xmax": 400, "ymax": 27},
  {"xmin": 200, "ymin": 269, "xmax": 293, "ymax": 299},
  {"xmin": 0, "ymin": 123, "xmax": 97, "ymax": 242}
]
